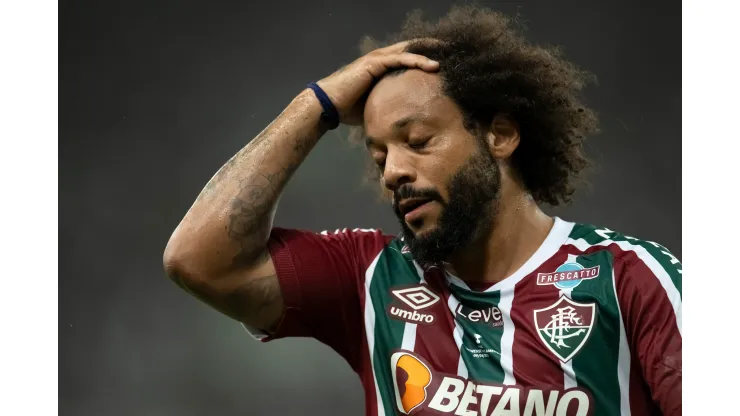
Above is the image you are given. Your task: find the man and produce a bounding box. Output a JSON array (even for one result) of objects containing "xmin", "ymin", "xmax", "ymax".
[{"xmin": 163, "ymin": 6, "xmax": 681, "ymax": 416}]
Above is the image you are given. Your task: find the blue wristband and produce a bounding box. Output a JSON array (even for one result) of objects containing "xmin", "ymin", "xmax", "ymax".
[{"xmin": 307, "ymin": 82, "xmax": 340, "ymax": 130}]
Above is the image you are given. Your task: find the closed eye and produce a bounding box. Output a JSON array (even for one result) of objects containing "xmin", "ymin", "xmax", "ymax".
[{"xmin": 408, "ymin": 136, "xmax": 433, "ymax": 150}]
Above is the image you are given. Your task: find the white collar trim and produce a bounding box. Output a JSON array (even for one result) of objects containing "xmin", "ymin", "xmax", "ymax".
[{"xmin": 445, "ymin": 217, "xmax": 575, "ymax": 292}]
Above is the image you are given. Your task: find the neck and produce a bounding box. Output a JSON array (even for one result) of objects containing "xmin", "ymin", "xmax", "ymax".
[{"xmin": 444, "ymin": 189, "xmax": 554, "ymax": 285}]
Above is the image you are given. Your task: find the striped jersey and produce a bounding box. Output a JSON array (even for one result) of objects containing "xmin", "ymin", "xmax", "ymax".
[{"xmin": 248, "ymin": 217, "xmax": 682, "ymax": 415}]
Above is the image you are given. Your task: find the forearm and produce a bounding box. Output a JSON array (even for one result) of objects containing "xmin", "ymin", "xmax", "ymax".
[{"xmin": 165, "ymin": 89, "xmax": 326, "ymax": 274}]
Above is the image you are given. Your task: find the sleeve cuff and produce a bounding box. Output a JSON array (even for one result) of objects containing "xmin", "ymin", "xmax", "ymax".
[{"xmin": 239, "ymin": 228, "xmax": 304, "ymax": 342}]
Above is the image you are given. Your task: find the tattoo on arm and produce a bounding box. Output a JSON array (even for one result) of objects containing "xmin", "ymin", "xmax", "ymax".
[
  {"xmin": 169, "ymin": 95, "xmax": 322, "ymax": 327},
  {"xmin": 226, "ymin": 130, "xmax": 319, "ymax": 266},
  {"xmin": 189, "ymin": 94, "xmax": 324, "ymax": 269}
]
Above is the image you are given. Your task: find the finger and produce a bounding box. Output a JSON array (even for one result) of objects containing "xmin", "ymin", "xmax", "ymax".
[
  {"xmin": 366, "ymin": 52, "xmax": 438, "ymax": 77},
  {"xmin": 395, "ymin": 52, "xmax": 440, "ymax": 71}
]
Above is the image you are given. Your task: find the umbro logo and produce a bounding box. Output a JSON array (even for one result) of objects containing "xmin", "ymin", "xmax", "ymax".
[
  {"xmin": 387, "ymin": 285, "xmax": 440, "ymax": 325},
  {"xmin": 392, "ymin": 286, "xmax": 440, "ymax": 310}
]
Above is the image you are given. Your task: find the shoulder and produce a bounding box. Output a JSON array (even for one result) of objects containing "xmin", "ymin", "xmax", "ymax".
[
  {"xmin": 269, "ymin": 226, "xmax": 399, "ymax": 260},
  {"xmin": 563, "ymin": 221, "xmax": 680, "ymax": 266},
  {"xmin": 561, "ymin": 221, "xmax": 681, "ymax": 296},
  {"xmin": 316, "ymin": 227, "xmax": 400, "ymax": 248}
]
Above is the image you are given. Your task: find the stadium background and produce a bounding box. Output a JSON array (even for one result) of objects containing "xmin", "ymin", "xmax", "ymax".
[{"xmin": 59, "ymin": 0, "xmax": 680, "ymax": 414}]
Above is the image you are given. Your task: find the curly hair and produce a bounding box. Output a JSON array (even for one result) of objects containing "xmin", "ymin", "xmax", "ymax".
[{"xmin": 353, "ymin": 5, "xmax": 598, "ymax": 206}]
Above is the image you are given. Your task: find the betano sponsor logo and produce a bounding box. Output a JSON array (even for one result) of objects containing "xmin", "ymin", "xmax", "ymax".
[
  {"xmin": 387, "ymin": 285, "xmax": 441, "ymax": 325},
  {"xmin": 390, "ymin": 350, "xmax": 592, "ymax": 415}
]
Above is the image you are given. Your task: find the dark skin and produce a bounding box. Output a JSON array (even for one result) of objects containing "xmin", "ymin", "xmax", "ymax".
[
  {"xmin": 364, "ymin": 69, "xmax": 554, "ymax": 284},
  {"xmin": 164, "ymin": 41, "xmax": 440, "ymax": 331},
  {"xmin": 163, "ymin": 41, "xmax": 551, "ymax": 333}
]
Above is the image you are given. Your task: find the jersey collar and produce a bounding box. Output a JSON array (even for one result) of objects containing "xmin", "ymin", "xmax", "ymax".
[{"xmin": 444, "ymin": 216, "xmax": 575, "ymax": 293}]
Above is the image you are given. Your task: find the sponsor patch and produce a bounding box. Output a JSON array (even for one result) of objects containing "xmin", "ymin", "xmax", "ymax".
[
  {"xmin": 455, "ymin": 304, "xmax": 504, "ymax": 328},
  {"xmin": 390, "ymin": 350, "xmax": 593, "ymax": 415},
  {"xmin": 536, "ymin": 263, "xmax": 600, "ymax": 290}
]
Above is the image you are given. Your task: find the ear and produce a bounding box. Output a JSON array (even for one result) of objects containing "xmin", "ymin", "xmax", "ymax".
[{"xmin": 483, "ymin": 113, "xmax": 520, "ymax": 159}]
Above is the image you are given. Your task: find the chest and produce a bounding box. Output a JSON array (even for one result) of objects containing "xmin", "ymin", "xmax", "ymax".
[
  {"xmin": 368, "ymin": 274, "xmax": 629, "ymax": 416},
  {"xmin": 383, "ymin": 285, "xmax": 617, "ymax": 374},
  {"xmin": 364, "ymin": 249, "xmax": 623, "ymax": 388}
]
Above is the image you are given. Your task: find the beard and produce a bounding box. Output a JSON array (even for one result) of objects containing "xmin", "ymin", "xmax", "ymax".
[{"xmin": 393, "ymin": 143, "xmax": 501, "ymax": 269}]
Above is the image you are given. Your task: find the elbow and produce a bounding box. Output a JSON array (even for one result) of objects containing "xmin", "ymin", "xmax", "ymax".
[
  {"xmin": 163, "ymin": 243, "xmax": 190, "ymax": 287},
  {"xmin": 162, "ymin": 220, "xmax": 268, "ymax": 287},
  {"xmin": 163, "ymin": 249, "xmax": 186, "ymax": 283},
  {"xmin": 163, "ymin": 232, "xmax": 208, "ymax": 288},
  {"xmin": 163, "ymin": 226, "xmax": 235, "ymax": 289}
]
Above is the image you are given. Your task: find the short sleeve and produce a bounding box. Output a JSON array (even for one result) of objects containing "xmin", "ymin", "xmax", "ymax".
[
  {"xmin": 244, "ymin": 226, "xmax": 394, "ymax": 371},
  {"xmin": 614, "ymin": 247, "xmax": 682, "ymax": 415}
]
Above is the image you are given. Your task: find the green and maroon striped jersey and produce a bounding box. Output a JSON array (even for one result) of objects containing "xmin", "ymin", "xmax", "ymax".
[{"xmin": 247, "ymin": 217, "xmax": 682, "ymax": 415}]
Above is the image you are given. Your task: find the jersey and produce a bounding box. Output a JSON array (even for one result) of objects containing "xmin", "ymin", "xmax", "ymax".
[{"xmin": 245, "ymin": 217, "xmax": 682, "ymax": 416}]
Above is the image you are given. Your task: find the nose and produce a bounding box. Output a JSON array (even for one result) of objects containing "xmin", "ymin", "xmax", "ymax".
[{"xmin": 382, "ymin": 149, "xmax": 416, "ymax": 192}]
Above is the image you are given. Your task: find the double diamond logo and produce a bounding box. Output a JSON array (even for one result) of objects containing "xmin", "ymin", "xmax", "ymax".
[
  {"xmin": 387, "ymin": 285, "xmax": 440, "ymax": 325},
  {"xmin": 391, "ymin": 286, "xmax": 440, "ymax": 310}
]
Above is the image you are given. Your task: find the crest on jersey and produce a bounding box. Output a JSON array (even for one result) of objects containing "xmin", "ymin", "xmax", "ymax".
[{"xmin": 534, "ymin": 296, "xmax": 596, "ymax": 363}]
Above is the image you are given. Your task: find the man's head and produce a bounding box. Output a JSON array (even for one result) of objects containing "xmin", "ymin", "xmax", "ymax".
[{"xmin": 358, "ymin": 6, "xmax": 598, "ymax": 267}]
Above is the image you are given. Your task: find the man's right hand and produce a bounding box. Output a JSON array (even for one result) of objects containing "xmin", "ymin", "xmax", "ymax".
[{"xmin": 316, "ymin": 40, "xmax": 439, "ymax": 125}]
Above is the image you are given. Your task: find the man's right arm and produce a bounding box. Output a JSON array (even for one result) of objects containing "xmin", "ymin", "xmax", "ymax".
[
  {"xmin": 162, "ymin": 41, "xmax": 440, "ymax": 333},
  {"xmin": 163, "ymin": 89, "xmax": 326, "ymax": 331}
]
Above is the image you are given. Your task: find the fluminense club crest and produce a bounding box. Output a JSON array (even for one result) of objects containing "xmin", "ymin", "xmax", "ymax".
[{"xmin": 533, "ymin": 296, "xmax": 596, "ymax": 363}]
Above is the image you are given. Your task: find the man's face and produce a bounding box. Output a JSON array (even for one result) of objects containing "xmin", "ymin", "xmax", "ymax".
[{"xmin": 363, "ymin": 70, "xmax": 501, "ymax": 267}]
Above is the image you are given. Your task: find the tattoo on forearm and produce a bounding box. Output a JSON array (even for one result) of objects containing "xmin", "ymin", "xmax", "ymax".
[
  {"xmin": 198, "ymin": 144, "xmax": 252, "ymax": 199},
  {"xmin": 226, "ymin": 128, "xmax": 319, "ymax": 265},
  {"xmin": 190, "ymin": 98, "xmax": 323, "ymax": 267}
]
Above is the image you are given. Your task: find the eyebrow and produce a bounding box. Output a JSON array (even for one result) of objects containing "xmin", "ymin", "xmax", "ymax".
[{"xmin": 364, "ymin": 114, "xmax": 427, "ymax": 148}]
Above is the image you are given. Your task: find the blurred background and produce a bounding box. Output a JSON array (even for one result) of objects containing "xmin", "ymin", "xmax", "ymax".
[{"xmin": 59, "ymin": 0, "xmax": 680, "ymax": 414}]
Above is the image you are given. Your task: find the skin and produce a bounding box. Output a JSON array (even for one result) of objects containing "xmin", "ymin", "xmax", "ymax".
[
  {"xmin": 364, "ymin": 69, "xmax": 555, "ymax": 284},
  {"xmin": 163, "ymin": 34, "xmax": 678, "ymax": 416},
  {"xmin": 163, "ymin": 41, "xmax": 440, "ymax": 331},
  {"xmin": 163, "ymin": 40, "xmax": 553, "ymax": 333}
]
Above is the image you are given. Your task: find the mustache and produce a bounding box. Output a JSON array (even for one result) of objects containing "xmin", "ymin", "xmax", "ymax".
[{"xmin": 392, "ymin": 185, "xmax": 443, "ymax": 214}]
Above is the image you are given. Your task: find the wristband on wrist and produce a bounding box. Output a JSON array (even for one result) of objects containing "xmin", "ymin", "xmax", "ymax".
[{"xmin": 306, "ymin": 82, "xmax": 340, "ymax": 130}]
